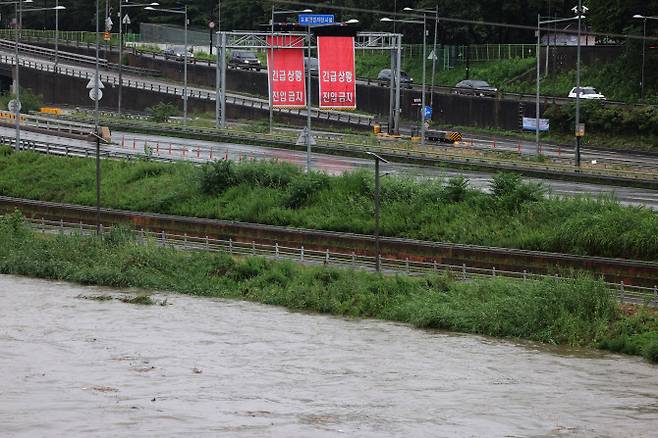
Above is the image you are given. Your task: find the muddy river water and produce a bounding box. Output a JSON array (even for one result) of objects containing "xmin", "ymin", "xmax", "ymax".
[{"xmin": 1, "ymin": 275, "xmax": 657, "ymax": 437}]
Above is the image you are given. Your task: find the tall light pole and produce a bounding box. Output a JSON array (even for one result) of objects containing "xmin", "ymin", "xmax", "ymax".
[
  {"xmin": 403, "ymin": 6, "xmax": 439, "ymax": 107},
  {"xmin": 270, "ymin": 8, "xmax": 312, "ymax": 135},
  {"xmin": 2, "ymin": 1, "xmax": 66, "ymax": 152},
  {"xmin": 633, "ymin": 15, "xmax": 658, "ymax": 100},
  {"xmin": 382, "ymin": 15, "xmax": 427, "ymax": 146},
  {"xmin": 95, "ymin": 0, "xmax": 100, "ymax": 234},
  {"xmin": 117, "ymin": 2, "xmax": 159, "ymax": 115},
  {"xmin": 145, "ymin": 5, "xmax": 189, "ymax": 124},
  {"xmin": 535, "ymin": 14, "xmax": 579, "ymax": 156},
  {"xmin": 366, "ymin": 152, "xmax": 390, "ymax": 273},
  {"xmin": 572, "ymin": 2, "xmax": 588, "ymax": 168}
]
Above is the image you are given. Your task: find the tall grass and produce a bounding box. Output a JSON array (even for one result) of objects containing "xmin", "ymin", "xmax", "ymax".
[
  {"xmin": 0, "ymin": 149, "xmax": 657, "ymax": 261},
  {"xmin": 1, "ymin": 212, "xmax": 656, "ymax": 362}
]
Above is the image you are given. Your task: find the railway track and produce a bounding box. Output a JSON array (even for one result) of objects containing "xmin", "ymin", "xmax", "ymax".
[{"xmin": 1, "ymin": 196, "xmax": 657, "ymax": 294}]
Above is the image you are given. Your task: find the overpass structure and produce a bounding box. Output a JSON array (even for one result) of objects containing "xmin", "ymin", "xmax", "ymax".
[{"xmin": 0, "ymin": 40, "xmax": 376, "ymax": 130}]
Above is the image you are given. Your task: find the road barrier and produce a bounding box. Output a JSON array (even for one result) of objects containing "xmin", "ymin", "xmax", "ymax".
[{"xmin": 24, "ymin": 216, "xmax": 658, "ymax": 307}]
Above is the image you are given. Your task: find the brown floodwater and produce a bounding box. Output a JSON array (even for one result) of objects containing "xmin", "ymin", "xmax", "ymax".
[{"xmin": 1, "ymin": 274, "xmax": 657, "ymax": 437}]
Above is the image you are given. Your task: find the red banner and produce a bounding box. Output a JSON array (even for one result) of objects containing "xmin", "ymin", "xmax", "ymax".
[
  {"xmin": 317, "ymin": 36, "xmax": 356, "ymax": 110},
  {"xmin": 266, "ymin": 35, "xmax": 306, "ymax": 109}
]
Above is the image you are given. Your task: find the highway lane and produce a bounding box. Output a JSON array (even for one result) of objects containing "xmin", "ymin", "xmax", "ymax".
[
  {"xmin": 3, "ymin": 126, "xmax": 658, "ymax": 210},
  {"xmin": 4, "ymin": 45, "xmax": 658, "ymax": 171}
]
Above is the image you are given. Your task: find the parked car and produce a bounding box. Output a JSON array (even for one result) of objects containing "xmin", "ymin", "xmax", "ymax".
[
  {"xmin": 304, "ymin": 57, "xmax": 319, "ymax": 74},
  {"xmin": 568, "ymin": 86, "xmax": 606, "ymax": 100},
  {"xmin": 163, "ymin": 46, "xmax": 195, "ymax": 62},
  {"xmin": 454, "ymin": 80, "xmax": 498, "ymax": 97},
  {"xmin": 376, "ymin": 69, "xmax": 414, "ymax": 88},
  {"xmin": 229, "ymin": 50, "xmax": 262, "ymax": 71}
]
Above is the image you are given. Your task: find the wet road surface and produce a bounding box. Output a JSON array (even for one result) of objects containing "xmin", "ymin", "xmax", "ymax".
[
  {"xmin": 1, "ymin": 275, "xmax": 657, "ymax": 437},
  {"xmin": 3, "ymin": 126, "xmax": 658, "ymax": 210}
]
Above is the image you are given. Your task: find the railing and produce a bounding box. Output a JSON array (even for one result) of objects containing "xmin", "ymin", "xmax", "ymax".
[
  {"xmin": 0, "ymin": 52, "xmax": 374, "ymax": 128},
  {"xmin": 25, "ymin": 216, "xmax": 658, "ymax": 306}
]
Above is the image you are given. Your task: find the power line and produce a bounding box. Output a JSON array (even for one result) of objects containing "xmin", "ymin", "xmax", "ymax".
[{"xmin": 274, "ymin": 0, "xmax": 658, "ymax": 42}]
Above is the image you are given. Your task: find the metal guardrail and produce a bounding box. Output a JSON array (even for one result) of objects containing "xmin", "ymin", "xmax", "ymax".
[
  {"xmin": 51, "ymin": 114, "xmax": 658, "ymax": 184},
  {"xmin": 0, "ymin": 39, "xmax": 160, "ymax": 77},
  {"xmin": 0, "ymin": 52, "xmax": 374, "ymax": 128},
  {"xmin": 26, "ymin": 216, "xmax": 658, "ymax": 306}
]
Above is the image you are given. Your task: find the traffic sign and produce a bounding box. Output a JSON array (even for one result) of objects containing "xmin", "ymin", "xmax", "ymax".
[
  {"xmin": 86, "ymin": 77, "xmax": 105, "ymax": 89},
  {"xmin": 298, "ymin": 14, "xmax": 335, "ymax": 26},
  {"xmin": 209, "ymin": 21, "xmax": 216, "ymax": 29},
  {"xmin": 8, "ymin": 99, "xmax": 21, "ymax": 113},
  {"xmin": 428, "ymin": 50, "xmax": 438, "ymax": 61},
  {"xmin": 89, "ymin": 88, "xmax": 103, "ymax": 102},
  {"xmin": 103, "ymin": 32, "xmax": 111, "ymax": 42},
  {"xmin": 412, "ymin": 98, "xmax": 422, "ymax": 107},
  {"xmin": 122, "ymin": 14, "xmax": 131, "ymax": 25},
  {"xmin": 423, "ymin": 105, "xmax": 433, "ymax": 120},
  {"xmin": 576, "ymin": 123, "xmax": 586, "ymax": 137},
  {"xmin": 105, "ymin": 17, "xmax": 113, "ymax": 32}
]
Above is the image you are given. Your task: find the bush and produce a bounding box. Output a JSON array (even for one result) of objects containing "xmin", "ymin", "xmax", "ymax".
[
  {"xmin": 0, "ymin": 88, "xmax": 44, "ymax": 113},
  {"xmin": 147, "ymin": 102, "xmax": 178, "ymax": 123},
  {"xmin": 643, "ymin": 340, "xmax": 658, "ymax": 363},
  {"xmin": 200, "ymin": 159, "xmax": 236, "ymax": 194},
  {"xmin": 285, "ymin": 172, "xmax": 330, "ymax": 208},
  {"xmin": 490, "ymin": 172, "xmax": 546, "ymax": 211},
  {"xmin": 443, "ymin": 176, "xmax": 470, "ymax": 202}
]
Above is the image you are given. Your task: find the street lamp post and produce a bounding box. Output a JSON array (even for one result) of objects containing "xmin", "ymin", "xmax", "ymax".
[
  {"xmin": 573, "ymin": 1, "xmax": 588, "ymax": 168},
  {"xmin": 270, "ymin": 8, "xmax": 312, "ymax": 135},
  {"xmin": 366, "ymin": 152, "xmax": 389, "ymax": 273},
  {"xmin": 633, "ymin": 15, "xmax": 658, "ymax": 100},
  {"xmin": 535, "ymin": 14, "xmax": 579, "ymax": 156},
  {"xmin": 145, "ymin": 5, "xmax": 188, "ymax": 124},
  {"xmin": 382, "ymin": 15, "xmax": 427, "ymax": 146},
  {"xmin": 403, "ymin": 6, "xmax": 439, "ymax": 107},
  {"xmin": 2, "ymin": 0, "xmax": 66, "ymax": 152},
  {"xmin": 117, "ymin": 2, "xmax": 159, "ymax": 115}
]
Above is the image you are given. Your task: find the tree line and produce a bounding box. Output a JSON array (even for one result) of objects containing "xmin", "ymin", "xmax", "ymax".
[{"xmin": 4, "ymin": 1, "xmax": 657, "ymax": 44}]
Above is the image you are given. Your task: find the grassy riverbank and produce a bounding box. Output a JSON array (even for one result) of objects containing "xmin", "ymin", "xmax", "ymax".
[
  {"xmin": 0, "ymin": 148, "xmax": 657, "ymax": 261},
  {"xmin": 0, "ymin": 212, "xmax": 656, "ymax": 363}
]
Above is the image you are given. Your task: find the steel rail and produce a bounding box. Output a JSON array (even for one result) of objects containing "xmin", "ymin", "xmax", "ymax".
[
  {"xmin": 25, "ymin": 216, "xmax": 658, "ymax": 306},
  {"xmin": 2, "ymin": 196, "xmax": 658, "ymax": 291}
]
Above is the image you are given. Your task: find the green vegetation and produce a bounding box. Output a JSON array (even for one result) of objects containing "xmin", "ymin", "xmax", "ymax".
[
  {"xmin": 0, "ymin": 211, "xmax": 656, "ymax": 363},
  {"xmin": 0, "ymin": 88, "xmax": 44, "ymax": 113},
  {"xmin": 146, "ymin": 102, "xmax": 179, "ymax": 123},
  {"xmin": 1, "ymin": 149, "xmax": 657, "ymax": 261}
]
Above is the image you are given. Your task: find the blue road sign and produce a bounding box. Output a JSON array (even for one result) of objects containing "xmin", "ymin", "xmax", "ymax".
[
  {"xmin": 423, "ymin": 105, "xmax": 433, "ymax": 120},
  {"xmin": 298, "ymin": 14, "xmax": 335, "ymax": 26}
]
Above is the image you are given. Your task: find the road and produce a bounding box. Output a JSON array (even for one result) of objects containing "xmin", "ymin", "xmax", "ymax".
[
  {"xmin": 3, "ymin": 126, "xmax": 657, "ymax": 210},
  {"xmin": 4, "ymin": 43, "xmax": 658, "ymax": 173}
]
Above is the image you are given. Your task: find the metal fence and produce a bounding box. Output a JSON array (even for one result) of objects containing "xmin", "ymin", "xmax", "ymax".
[
  {"xmin": 25, "ymin": 217, "xmax": 658, "ymax": 306},
  {"xmin": 401, "ymin": 44, "xmax": 537, "ymax": 69},
  {"xmin": 0, "ymin": 29, "xmax": 140, "ymax": 44}
]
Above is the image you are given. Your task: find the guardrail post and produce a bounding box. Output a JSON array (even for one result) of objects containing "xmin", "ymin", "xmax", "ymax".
[
  {"xmin": 462, "ymin": 264, "xmax": 467, "ymax": 280},
  {"xmin": 654, "ymin": 285, "xmax": 658, "ymax": 305},
  {"xmin": 300, "ymin": 246, "xmax": 304, "ymax": 262},
  {"xmin": 205, "ymin": 236, "xmax": 209, "ymax": 250},
  {"xmin": 433, "ymin": 260, "xmax": 438, "ymax": 272},
  {"xmin": 252, "ymin": 241, "xmax": 256, "ymax": 255},
  {"xmin": 492, "ymin": 267, "xmax": 496, "ymax": 277},
  {"xmin": 275, "ymin": 243, "xmax": 279, "ymax": 259},
  {"xmin": 59, "ymin": 219, "xmax": 64, "ymax": 234},
  {"xmin": 183, "ymin": 233, "xmax": 188, "ymax": 249},
  {"xmin": 140, "ymin": 228, "xmax": 145, "ymax": 244},
  {"xmin": 352, "ymin": 251, "xmax": 356, "ymax": 268},
  {"xmin": 41, "ymin": 217, "xmax": 45, "ymax": 233},
  {"xmin": 229, "ymin": 238, "xmax": 233, "ymax": 254},
  {"xmin": 620, "ymin": 281, "xmax": 625, "ymax": 303},
  {"xmin": 523, "ymin": 270, "xmax": 527, "ymax": 280},
  {"xmin": 325, "ymin": 249, "xmax": 330, "ymax": 265},
  {"xmin": 161, "ymin": 230, "xmax": 165, "ymax": 246},
  {"xmin": 405, "ymin": 258, "xmax": 409, "ymax": 274},
  {"xmin": 100, "ymin": 223, "xmax": 104, "ymax": 235}
]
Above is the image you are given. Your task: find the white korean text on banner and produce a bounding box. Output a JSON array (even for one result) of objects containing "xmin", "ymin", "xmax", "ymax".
[
  {"xmin": 317, "ymin": 36, "xmax": 356, "ymax": 110},
  {"xmin": 266, "ymin": 35, "xmax": 306, "ymax": 109}
]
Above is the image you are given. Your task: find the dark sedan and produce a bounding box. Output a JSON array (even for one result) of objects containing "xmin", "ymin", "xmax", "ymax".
[{"xmin": 454, "ymin": 80, "xmax": 498, "ymax": 97}]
